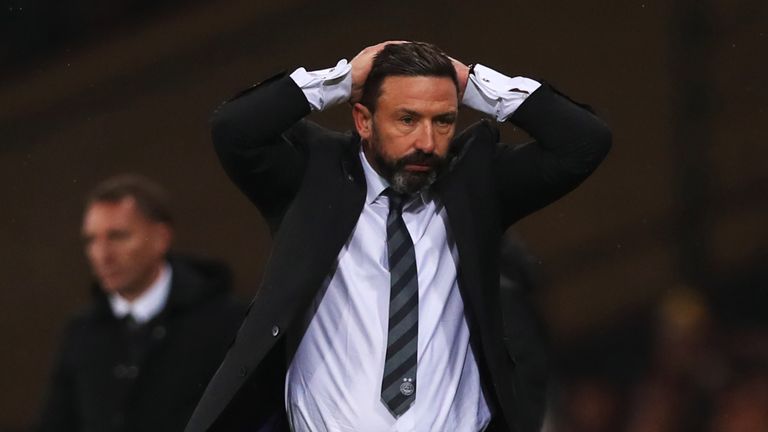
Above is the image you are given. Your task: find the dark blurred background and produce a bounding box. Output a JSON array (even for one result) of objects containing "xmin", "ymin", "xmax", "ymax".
[{"xmin": 1, "ymin": 0, "xmax": 766, "ymax": 430}]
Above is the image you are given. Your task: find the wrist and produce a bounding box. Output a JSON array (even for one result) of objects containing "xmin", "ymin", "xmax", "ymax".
[
  {"xmin": 462, "ymin": 63, "xmax": 541, "ymax": 122},
  {"xmin": 290, "ymin": 59, "xmax": 352, "ymax": 111}
]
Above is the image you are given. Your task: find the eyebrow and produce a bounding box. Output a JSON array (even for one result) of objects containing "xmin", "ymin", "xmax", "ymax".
[
  {"xmin": 396, "ymin": 109, "xmax": 420, "ymax": 117},
  {"xmin": 395, "ymin": 108, "xmax": 458, "ymax": 117}
]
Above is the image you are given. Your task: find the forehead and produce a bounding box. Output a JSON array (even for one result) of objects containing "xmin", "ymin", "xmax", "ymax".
[
  {"xmin": 376, "ymin": 75, "xmax": 458, "ymax": 112},
  {"xmin": 82, "ymin": 198, "xmax": 146, "ymax": 231}
]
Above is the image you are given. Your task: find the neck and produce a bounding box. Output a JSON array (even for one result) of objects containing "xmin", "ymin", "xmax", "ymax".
[
  {"xmin": 116, "ymin": 263, "xmax": 164, "ymax": 303},
  {"xmin": 362, "ymin": 142, "xmax": 384, "ymax": 178}
]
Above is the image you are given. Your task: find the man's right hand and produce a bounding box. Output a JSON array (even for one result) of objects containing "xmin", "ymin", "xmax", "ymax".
[{"xmin": 349, "ymin": 41, "xmax": 406, "ymax": 104}]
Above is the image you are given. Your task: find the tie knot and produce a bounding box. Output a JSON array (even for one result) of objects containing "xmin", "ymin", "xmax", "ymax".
[{"xmin": 383, "ymin": 189, "xmax": 408, "ymax": 213}]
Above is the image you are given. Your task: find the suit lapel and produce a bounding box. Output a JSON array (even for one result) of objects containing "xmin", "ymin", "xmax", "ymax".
[
  {"xmin": 245, "ymin": 134, "xmax": 367, "ymax": 360},
  {"xmin": 435, "ymin": 177, "xmax": 489, "ymax": 336},
  {"xmin": 187, "ymin": 137, "xmax": 367, "ymax": 432}
]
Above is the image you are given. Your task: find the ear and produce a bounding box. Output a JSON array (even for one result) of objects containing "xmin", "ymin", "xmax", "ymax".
[
  {"xmin": 352, "ymin": 103, "xmax": 373, "ymax": 140},
  {"xmin": 151, "ymin": 223, "xmax": 173, "ymax": 257}
]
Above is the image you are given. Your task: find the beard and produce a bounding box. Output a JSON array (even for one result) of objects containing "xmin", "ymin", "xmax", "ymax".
[{"xmin": 368, "ymin": 134, "xmax": 448, "ymax": 195}]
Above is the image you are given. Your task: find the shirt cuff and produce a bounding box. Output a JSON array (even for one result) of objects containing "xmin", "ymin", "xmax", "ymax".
[
  {"xmin": 461, "ymin": 63, "xmax": 541, "ymax": 122},
  {"xmin": 290, "ymin": 59, "xmax": 352, "ymax": 111}
]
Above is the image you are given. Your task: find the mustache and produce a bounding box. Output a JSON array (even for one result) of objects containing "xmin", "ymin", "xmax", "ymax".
[{"xmin": 396, "ymin": 151, "xmax": 443, "ymax": 168}]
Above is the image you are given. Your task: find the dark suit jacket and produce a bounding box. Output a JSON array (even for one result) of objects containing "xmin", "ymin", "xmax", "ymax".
[
  {"xmin": 186, "ymin": 74, "xmax": 611, "ymax": 432},
  {"xmin": 39, "ymin": 256, "xmax": 247, "ymax": 432}
]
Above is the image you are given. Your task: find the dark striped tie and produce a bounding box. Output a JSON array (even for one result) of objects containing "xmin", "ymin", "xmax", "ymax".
[{"xmin": 381, "ymin": 190, "xmax": 418, "ymax": 417}]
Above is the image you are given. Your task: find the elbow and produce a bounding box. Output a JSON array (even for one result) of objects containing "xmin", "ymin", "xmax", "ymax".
[
  {"xmin": 593, "ymin": 121, "xmax": 612, "ymax": 162},
  {"xmin": 570, "ymin": 120, "xmax": 612, "ymax": 177},
  {"xmin": 209, "ymin": 101, "xmax": 228, "ymax": 138},
  {"xmin": 580, "ymin": 114, "xmax": 612, "ymax": 164},
  {"xmin": 209, "ymin": 102, "xmax": 237, "ymax": 153}
]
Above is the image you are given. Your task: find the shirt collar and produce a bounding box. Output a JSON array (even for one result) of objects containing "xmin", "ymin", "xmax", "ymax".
[
  {"xmin": 109, "ymin": 262, "xmax": 172, "ymax": 324},
  {"xmin": 358, "ymin": 146, "xmax": 431, "ymax": 207}
]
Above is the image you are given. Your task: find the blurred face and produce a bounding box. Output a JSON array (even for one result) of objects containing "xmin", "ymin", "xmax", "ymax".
[
  {"xmin": 354, "ymin": 75, "xmax": 458, "ymax": 194},
  {"xmin": 82, "ymin": 197, "xmax": 171, "ymax": 301}
]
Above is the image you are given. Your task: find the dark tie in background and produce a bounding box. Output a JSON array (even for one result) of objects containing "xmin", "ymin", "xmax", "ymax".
[
  {"xmin": 381, "ymin": 190, "xmax": 419, "ymax": 417},
  {"xmin": 121, "ymin": 313, "xmax": 141, "ymax": 332}
]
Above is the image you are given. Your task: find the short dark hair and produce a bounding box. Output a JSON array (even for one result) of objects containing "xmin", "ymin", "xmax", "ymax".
[
  {"xmin": 360, "ymin": 41, "xmax": 458, "ymax": 112},
  {"xmin": 85, "ymin": 174, "xmax": 173, "ymax": 225}
]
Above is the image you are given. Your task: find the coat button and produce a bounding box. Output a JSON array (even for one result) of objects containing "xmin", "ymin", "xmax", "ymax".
[
  {"xmin": 239, "ymin": 366, "xmax": 248, "ymax": 377},
  {"xmin": 152, "ymin": 325, "xmax": 167, "ymax": 340},
  {"xmin": 271, "ymin": 325, "xmax": 280, "ymax": 337},
  {"xmin": 113, "ymin": 364, "xmax": 127, "ymax": 378},
  {"xmin": 113, "ymin": 364, "xmax": 139, "ymax": 379},
  {"xmin": 346, "ymin": 173, "xmax": 354, "ymax": 182},
  {"xmin": 125, "ymin": 365, "xmax": 139, "ymax": 379}
]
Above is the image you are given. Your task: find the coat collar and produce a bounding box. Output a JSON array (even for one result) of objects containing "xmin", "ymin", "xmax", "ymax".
[
  {"xmin": 89, "ymin": 255, "xmax": 233, "ymax": 321},
  {"xmin": 107, "ymin": 262, "xmax": 172, "ymax": 323}
]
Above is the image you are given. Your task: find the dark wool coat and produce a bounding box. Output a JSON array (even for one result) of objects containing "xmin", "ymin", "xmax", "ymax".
[{"xmin": 39, "ymin": 256, "xmax": 247, "ymax": 432}]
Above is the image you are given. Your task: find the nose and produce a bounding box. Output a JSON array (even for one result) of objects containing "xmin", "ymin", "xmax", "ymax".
[
  {"xmin": 414, "ymin": 122, "xmax": 436, "ymax": 153},
  {"xmin": 87, "ymin": 239, "xmax": 113, "ymax": 269}
]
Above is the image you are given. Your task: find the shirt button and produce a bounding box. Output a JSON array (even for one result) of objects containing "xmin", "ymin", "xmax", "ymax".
[{"xmin": 271, "ymin": 325, "xmax": 280, "ymax": 337}]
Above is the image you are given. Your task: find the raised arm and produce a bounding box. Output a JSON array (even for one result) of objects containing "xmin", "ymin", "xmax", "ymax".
[
  {"xmin": 495, "ymin": 83, "xmax": 611, "ymax": 226},
  {"xmin": 211, "ymin": 42, "xmax": 401, "ymax": 228},
  {"xmin": 448, "ymin": 59, "xmax": 611, "ymax": 226},
  {"xmin": 210, "ymin": 74, "xmax": 312, "ymax": 227}
]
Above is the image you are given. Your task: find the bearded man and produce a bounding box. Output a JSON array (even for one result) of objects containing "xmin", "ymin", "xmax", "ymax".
[{"xmin": 186, "ymin": 41, "xmax": 611, "ymax": 432}]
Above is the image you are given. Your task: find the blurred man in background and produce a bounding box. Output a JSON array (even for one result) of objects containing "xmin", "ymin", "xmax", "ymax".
[{"xmin": 39, "ymin": 174, "xmax": 245, "ymax": 432}]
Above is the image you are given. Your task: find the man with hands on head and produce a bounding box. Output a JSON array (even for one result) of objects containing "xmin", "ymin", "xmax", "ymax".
[{"xmin": 187, "ymin": 41, "xmax": 611, "ymax": 432}]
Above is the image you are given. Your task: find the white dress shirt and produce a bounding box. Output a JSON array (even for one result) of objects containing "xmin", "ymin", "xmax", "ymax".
[
  {"xmin": 290, "ymin": 59, "xmax": 540, "ymax": 119},
  {"xmin": 285, "ymin": 59, "xmax": 539, "ymax": 432},
  {"xmin": 108, "ymin": 263, "xmax": 172, "ymax": 324}
]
